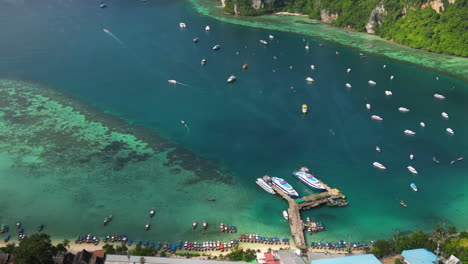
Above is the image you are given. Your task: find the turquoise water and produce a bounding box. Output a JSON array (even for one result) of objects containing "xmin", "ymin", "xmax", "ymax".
[{"xmin": 0, "ymin": 0, "xmax": 466, "ymax": 245}]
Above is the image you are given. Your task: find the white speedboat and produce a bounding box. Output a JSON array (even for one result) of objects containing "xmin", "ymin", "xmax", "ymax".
[
  {"xmin": 407, "ymin": 166, "xmax": 418, "ymax": 175},
  {"xmin": 441, "ymin": 112, "xmax": 449, "ymax": 119},
  {"xmin": 434, "ymin": 94, "xmax": 445, "ymax": 100},
  {"xmin": 305, "ymin": 77, "xmax": 314, "ymax": 82},
  {"xmin": 385, "ymin": 90, "xmax": 392, "ymax": 96},
  {"xmin": 283, "ymin": 211, "xmax": 289, "ymax": 220},
  {"xmin": 399, "ymin": 107, "xmax": 410, "ymax": 113},
  {"xmin": 366, "ymin": 104, "xmax": 371, "ymax": 110},
  {"xmin": 371, "ymin": 115, "xmax": 383, "ymax": 121},
  {"xmin": 205, "ymin": 25, "xmax": 211, "ymax": 31},
  {"xmin": 311, "ymin": 65, "xmax": 315, "ymax": 70},
  {"xmin": 269, "ymin": 35, "xmax": 274, "ymax": 39},
  {"xmin": 404, "ymin": 130, "xmax": 416, "ymax": 136},
  {"xmin": 305, "ymin": 42, "xmax": 309, "ymax": 50},
  {"xmin": 213, "ymin": 44, "xmax": 221, "ymax": 51},
  {"xmin": 201, "ymin": 59, "xmax": 207, "ymax": 65},
  {"xmin": 271, "ymin": 177, "xmax": 299, "ymax": 197},
  {"xmin": 420, "ymin": 122, "xmax": 426, "ymax": 127},
  {"xmin": 376, "ymin": 146, "xmax": 381, "ymax": 152},
  {"xmin": 373, "ymin": 162, "xmax": 386, "ymax": 170},
  {"xmin": 256, "ymin": 178, "xmax": 275, "ymax": 194},
  {"xmin": 368, "ymin": 80, "xmax": 376, "ymax": 85},
  {"xmin": 145, "ymin": 223, "xmax": 150, "ymax": 231},
  {"xmin": 227, "ymin": 75, "xmax": 236, "ymax": 83},
  {"xmin": 179, "ymin": 22, "xmax": 186, "ymax": 28},
  {"xmin": 259, "ymin": 39, "xmax": 268, "ymax": 45},
  {"xmin": 149, "ymin": 209, "xmax": 155, "ymax": 218},
  {"xmin": 345, "ymin": 83, "xmax": 352, "ymax": 88},
  {"xmin": 410, "ymin": 154, "xmax": 414, "ymax": 160},
  {"xmin": 347, "ymin": 68, "xmax": 351, "ymax": 73},
  {"xmin": 390, "ymin": 75, "xmax": 394, "ymax": 80},
  {"xmin": 292, "ymin": 169, "xmax": 325, "ymax": 190},
  {"xmin": 410, "ymin": 183, "xmax": 418, "ymax": 192},
  {"xmin": 446, "ymin": 128, "xmax": 454, "ymax": 135}
]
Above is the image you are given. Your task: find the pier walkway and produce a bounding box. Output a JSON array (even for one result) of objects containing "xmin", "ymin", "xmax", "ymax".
[{"xmin": 269, "ymin": 180, "xmax": 346, "ymax": 252}]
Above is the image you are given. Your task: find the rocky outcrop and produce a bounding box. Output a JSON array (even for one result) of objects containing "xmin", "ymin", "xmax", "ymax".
[
  {"xmin": 320, "ymin": 9, "xmax": 339, "ymax": 24},
  {"xmin": 234, "ymin": 2, "xmax": 239, "ymax": 15},
  {"xmin": 220, "ymin": 0, "xmax": 226, "ymax": 7},
  {"xmin": 366, "ymin": 3, "xmax": 386, "ymax": 34},
  {"xmin": 421, "ymin": 0, "xmax": 455, "ymax": 13},
  {"xmin": 252, "ymin": 0, "xmax": 263, "ymax": 9}
]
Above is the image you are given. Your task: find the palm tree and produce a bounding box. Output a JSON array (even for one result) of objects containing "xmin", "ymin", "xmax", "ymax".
[
  {"xmin": 62, "ymin": 239, "xmax": 70, "ymax": 249},
  {"xmin": 139, "ymin": 256, "xmax": 146, "ymax": 264}
]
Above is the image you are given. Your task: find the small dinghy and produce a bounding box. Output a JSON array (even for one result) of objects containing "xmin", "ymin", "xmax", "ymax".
[
  {"xmin": 404, "ymin": 130, "xmax": 416, "ymax": 136},
  {"xmin": 368, "ymin": 80, "xmax": 376, "ymax": 85},
  {"xmin": 373, "ymin": 162, "xmax": 386, "ymax": 170},
  {"xmin": 390, "ymin": 75, "xmax": 394, "ymax": 80},
  {"xmin": 150, "ymin": 209, "xmax": 156, "ymax": 218},
  {"xmin": 376, "ymin": 146, "xmax": 381, "ymax": 152},
  {"xmin": 420, "ymin": 122, "xmax": 426, "ymax": 127},
  {"xmin": 259, "ymin": 40, "xmax": 268, "ymax": 45},
  {"xmin": 242, "ymin": 64, "xmax": 248, "ymax": 70},
  {"xmin": 450, "ymin": 157, "xmax": 464, "ymax": 165},
  {"xmin": 212, "ymin": 44, "xmax": 221, "ymax": 51},
  {"xmin": 371, "ymin": 115, "xmax": 383, "ymax": 121},
  {"xmin": 179, "ymin": 22, "xmax": 186, "ymax": 28},
  {"xmin": 441, "ymin": 112, "xmax": 449, "ymax": 119},
  {"xmin": 283, "ymin": 210, "xmax": 289, "ymax": 220},
  {"xmin": 311, "ymin": 65, "xmax": 315, "ymax": 70},
  {"xmin": 410, "ymin": 183, "xmax": 418, "ymax": 192},
  {"xmin": 410, "ymin": 154, "xmax": 414, "ymax": 160},
  {"xmin": 302, "ymin": 104, "xmax": 308, "ymax": 115},
  {"xmin": 202, "ymin": 220, "xmax": 207, "ymax": 230},
  {"xmin": 37, "ymin": 224, "xmax": 44, "ymax": 232},
  {"xmin": 407, "ymin": 166, "xmax": 418, "ymax": 175},
  {"xmin": 192, "ymin": 221, "xmax": 198, "ymax": 229},
  {"xmin": 201, "ymin": 59, "xmax": 207, "ymax": 65},
  {"xmin": 433, "ymin": 156, "xmax": 440, "ymax": 164},
  {"xmin": 145, "ymin": 223, "xmax": 150, "ymax": 231},
  {"xmin": 385, "ymin": 90, "xmax": 392, "ymax": 96},
  {"xmin": 305, "ymin": 77, "xmax": 314, "ymax": 82},
  {"xmin": 446, "ymin": 128, "xmax": 454, "ymax": 135},
  {"xmin": 269, "ymin": 35, "xmax": 274, "ymax": 39},
  {"xmin": 345, "ymin": 83, "xmax": 352, "ymax": 88},
  {"xmin": 434, "ymin": 94, "xmax": 445, "ymax": 100},
  {"xmin": 347, "ymin": 68, "xmax": 351, "ymax": 73},
  {"xmin": 227, "ymin": 75, "xmax": 236, "ymax": 83},
  {"xmin": 400, "ymin": 200, "xmax": 407, "ymax": 208},
  {"xmin": 193, "ymin": 37, "xmax": 199, "ymax": 43},
  {"xmin": 205, "ymin": 25, "xmax": 211, "ymax": 31},
  {"xmin": 399, "ymin": 107, "xmax": 410, "ymax": 113},
  {"xmin": 366, "ymin": 104, "xmax": 371, "ymax": 110},
  {"xmin": 99, "ymin": 2, "xmax": 107, "ymax": 8}
]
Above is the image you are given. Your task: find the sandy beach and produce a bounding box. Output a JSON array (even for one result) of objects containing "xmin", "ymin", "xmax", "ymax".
[{"xmin": 273, "ymin": 12, "xmax": 308, "ymax": 17}]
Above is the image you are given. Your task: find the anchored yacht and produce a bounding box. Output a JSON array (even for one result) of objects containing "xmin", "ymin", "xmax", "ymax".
[
  {"xmin": 271, "ymin": 177, "xmax": 299, "ymax": 197},
  {"xmin": 292, "ymin": 168, "xmax": 325, "ymax": 190},
  {"xmin": 404, "ymin": 130, "xmax": 416, "ymax": 136},
  {"xmin": 434, "ymin": 94, "xmax": 445, "ymax": 100},
  {"xmin": 399, "ymin": 107, "xmax": 410, "ymax": 113},
  {"xmin": 256, "ymin": 178, "xmax": 276, "ymax": 194},
  {"xmin": 373, "ymin": 162, "xmax": 386, "ymax": 170},
  {"xmin": 407, "ymin": 166, "xmax": 418, "ymax": 175},
  {"xmin": 371, "ymin": 115, "xmax": 383, "ymax": 121}
]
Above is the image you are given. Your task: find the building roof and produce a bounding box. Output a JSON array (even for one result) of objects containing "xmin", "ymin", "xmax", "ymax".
[
  {"xmin": 265, "ymin": 252, "xmax": 275, "ymax": 261},
  {"xmin": 446, "ymin": 255, "xmax": 461, "ymax": 264},
  {"xmin": 311, "ymin": 254, "xmax": 382, "ymax": 264},
  {"xmin": 401, "ymin": 249, "xmax": 439, "ymax": 264},
  {"xmin": 92, "ymin": 249, "xmax": 105, "ymax": 259},
  {"xmin": 105, "ymin": 255, "xmax": 241, "ymax": 264}
]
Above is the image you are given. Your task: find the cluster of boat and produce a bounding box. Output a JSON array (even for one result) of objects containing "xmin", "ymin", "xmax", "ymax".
[
  {"xmin": 219, "ymin": 223, "xmax": 237, "ymax": 233},
  {"xmin": 256, "ymin": 167, "xmax": 326, "ymax": 198},
  {"xmin": 192, "ymin": 220, "xmax": 208, "ymax": 230},
  {"xmin": 183, "ymin": 240, "xmax": 239, "ymax": 252},
  {"xmin": 75, "ymin": 234, "xmax": 100, "ymax": 245},
  {"xmin": 310, "ymin": 240, "xmax": 369, "ymax": 250},
  {"xmin": 326, "ymin": 198, "xmax": 348, "ymax": 207},
  {"xmin": 238, "ymin": 234, "xmax": 289, "ymax": 245}
]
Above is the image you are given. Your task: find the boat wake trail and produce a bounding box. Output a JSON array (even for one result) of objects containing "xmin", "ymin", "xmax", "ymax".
[
  {"xmin": 103, "ymin": 28, "xmax": 125, "ymax": 47},
  {"xmin": 168, "ymin": 80, "xmax": 191, "ymax": 87},
  {"xmin": 181, "ymin": 120, "xmax": 190, "ymax": 134}
]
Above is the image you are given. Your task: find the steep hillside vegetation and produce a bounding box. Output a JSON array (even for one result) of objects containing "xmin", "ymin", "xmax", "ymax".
[{"xmin": 220, "ymin": 0, "xmax": 468, "ymax": 56}]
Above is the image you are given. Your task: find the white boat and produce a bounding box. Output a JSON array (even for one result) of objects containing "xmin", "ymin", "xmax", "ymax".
[
  {"xmin": 434, "ymin": 94, "xmax": 445, "ymax": 100},
  {"xmin": 305, "ymin": 42, "xmax": 309, "ymax": 50},
  {"xmin": 311, "ymin": 65, "xmax": 315, "ymax": 70},
  {"xmin": 383, "ymin": 64, "xmax": 387, "ymax": 68},
  {"xmin": 371, "ymin": 115, "xmax": 383, "ymax": 121},
  {"xmin": 168, "ymin": 80, "xmax": 177, "ymax": 85},
  {"xmin": 302, "ymin": 104, "xmax": 308, "ymax": 115},
  {"xmin": 292, "ymin": 168, "xmax": 325, "ymax": 190},
  {"xmin": 385, "ymin": 90, "xmax": 392, "ymax": 96},
  {"xmin": 407, "ymin": 166, "xmax": 418, "ymax": 175},
  {"xmin": 410, "ymin": 154, "xmax": 414, "ymax": 160},
  {"xmin": 404, "ymin": 130, "xmax": 416, "ymax": 136},
  {"xmin": 376, "ymin": 146, "xmax": 381, "ymax": 152},
  {"xmin": 366, "ymin": 104, "xmax": 371, "ymax": 110},
  {"xmin": 227, "ymin": 75, "xmax": 236, "ymax": 83},
  {"xmin": 446, "ymin": 128, "xmax": 454, "ymax": 135},
  {"xmin": 179, "ymin": 22, "xmax": 186, "ymax": 28},
  {"xmin": 150, "ymin": 209, "xmax": 155, "ymax": 217},
  {"xmin": 399, "ymin": 107, "xmax": 410, "ymax": 113},
  {"xmin": 201, "ymin": 59, "xmax": 207, "ymax": 65},
  {"xmin": 368, "ymin": 80, "xmax": 376, "ymax": 85},
  {"xmin": 347, "ymin": 68, "xmax": 351, "ymax": 73},
  {"xmin": 373, "ymin": 162, "xmax": 386, "ymax": 170},
  {"xmin": 283, "ymin": 211, "xmax": 289, "ymax": 220},
  {"xmin": 213, "ymin": 44, "xmax": 221, "ymax": 51},
  {"xmin": 305, "ymin": 77, "xmax": 314, "ymax": 82},
  {"xmin": 390, "ymin": 75, "xmax": 394, "ymax": 80},
  {"xmin": 410, "ymin": 183, "xmax": 418, "ymax": 192},
  {"xmin": 271, "ymin": 177, "xmax": 299, "ymax": 197},
  {"xmin": 420, "ymin": 122, "xmax": 426, "ymax": 127},
  {"xmin": 269, "ymin": 35, "xmax": 274, "ymax": 39},
  {"xmin": 205, "ymin": 25, "xmax": 211, "ymax": 31},
  {"xmin": 345, "ymin": 83, "xmax": 352, "ymax": 88},
  {"xmin": 256, "ymin": 178, "xmax": 276, "ymax": 194},
  {"xmin": 441, "ymin": 112, "xmax": 449, "ymax": 119},
  {"xmin": 259, "ymin": 39, "xmax": 268, "ymax": 45}
]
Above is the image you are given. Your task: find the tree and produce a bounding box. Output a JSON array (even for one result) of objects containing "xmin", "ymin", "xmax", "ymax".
[
  {"xmin": 14, "ymin": 233, "xmax": 54, "ymax": 264},
  {"xmin": 115, "ymin": 244, "xmax": 128, "ymax": 254},
  {"xmin": 131, "ymin": 245, "xmax": 155, "ymax": 256},
  {"xmin": 62, "ymin": 239, "xmax": 70, "ymax": 249},
  {"xmin": 372, "ymin": 240, "xmax": 391, "ymax": 258},
  {"xmin": 394, "ymin": 258, "xmax": 404, "ymax": 264},
  {"xmin": 102, "ymin": 244, "xmax": 116, "ymax": 254},
  {"xmin": 139, "ymin": 256, "xmax": 146, "ymax": 264},
  {"xmin": 52, "ymin": 243, "xmax": 67, "ymax": 256},
  {"xmin": 447, "ymin": 225, "xmax": 457, "ymax": 235},
  {"xmin": 0, "ymin": 243, "xmax": 16, "ymax": 263}
]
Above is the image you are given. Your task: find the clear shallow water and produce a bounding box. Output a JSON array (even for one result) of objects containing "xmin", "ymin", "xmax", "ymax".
[{"xmin": 0, "ymin": 0, "xmax": 466, "ymax": 245}]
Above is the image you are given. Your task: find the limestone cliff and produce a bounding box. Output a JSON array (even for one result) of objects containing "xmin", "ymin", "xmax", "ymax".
[
  {"xmin": 365, "ymin": 3, "xmax": 386, "ymax": 34},
  {"xmin": 320, "ymin": 9, "xmax": 339, "ymax": 24}
]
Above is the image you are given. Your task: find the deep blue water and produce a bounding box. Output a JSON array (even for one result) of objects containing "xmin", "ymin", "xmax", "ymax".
[{"xmin": 0, "ymin": 0, "xmax": 467, "ymax": 243}]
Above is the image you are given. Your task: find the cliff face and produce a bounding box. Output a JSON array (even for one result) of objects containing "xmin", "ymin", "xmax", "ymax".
[{"xmin": 365, "ymin": 3, "xmax": 386, "ymax": 34}]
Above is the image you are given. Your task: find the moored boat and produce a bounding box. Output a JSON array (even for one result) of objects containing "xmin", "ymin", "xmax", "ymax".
[
  {"xmin": 150, "ymin": 209, "xmax": 155, "ymax": 218},
  {"xmin": 399, "ymin": 107, "xmax": 410, "ymax": 113},
  {"xmin": 256, "ymin": 178, "xmax": 276, "ymax": 194},
  {"xmin": 420, "ymin": 122, "xmax": 426, "ymax": 127},
  {"xmin": 366, "ymin": 104, "xmax": 371, "ymax": 110},
  {"xmin": 292, "ymin": 167, "xmax": 325, "ymax": 190},
  {"xmin": 193, "ymin": 37, "xmax": 199, "ymax": 43},
  {"xmin": 407, "ymin": 166, "xmax": 418, "ymax": 175},
  {"xmin": 442, "ymin": 112, "xmax": 449, "ymax": 119},
  {"xmin": 203, "ymin": 220, "xmax": 207, "ymax": 230},
  {"xmin": 269, "ymin": 35, "xmax": 274, "ymax": 39},
  {"xmin": 433, "ymin": 156, "xmax": 440, "ymax": 164},
  {"xmin": 368, "ymin": 80, "xmax": 376, "ymax": 85},
  {"xmin": 404, "ymin": 130, "xmax": 416, "ymax": 136},
  {"xmin": 227, "ymin": 75, "xmax": 236, "ymax": 83},
  {"xmin": 385, "ymin": 90, "xmax": 392, "ymax": 96},
  {"xmin": 410, "ymin": 183, "xmax": 418, "ymax": 192},
  {"xmin": 373, "ymin": 162, "xmax": 386, "ymax": 170},
  {"xmin": 179, "ymin": 22, "xmax": 186, "ymax": 28},
  {"xmin": 212, "ymin": 45, "xmax": 221, "ymax": 51},
  {"xmin": 400, "ymin": 200, "xmax": 407, "ymax": 208},
  {"xmin": 410, "ymin": 154, "xmax": 414, "ymax": 160},
  {"xmin": 259, "ymin": 40, "xmax": 268, "ymax": 45},
  {"xmin": 371, "ymin": 115, "xmax": 383, "ymax": 121},
  {"xmin": 205, "ymin": 25, "xmax": 211, "ymax": 31},
  {"xmin": 271, "ymin": 177, "xmax": 299, "ymax": 197},
  {"xmin": 145, "ymin": 223, "xmax": 150, "ymax": 231},
  {"xmin": 305, "ymin": 77, "xmax": 314, "ymax": 82},
  {"xmin": 446, "ymin": 128, "xmax": 454, "ymax": 135},
  {"xmin": 201, "ymin": 59, "xmax": 207, "ymax": 65},
  {"xmin": 282, "ymin": 211, "xmax": 289, "ymax": 220},
  {"xmin": 242, "ymin": 64, "xmax": 248, "ymax": 70},
  {"xmin": 345, "ymin": 83, "xmax": 352, "ymax": 88},
  {"xmin": 193, "ymin": 221, "xmax": 198, "ymax": 229},
  {"xmin": 302, "ymin": 104, "xmax": 308, "ymax": 115},
  {"xmin": 376, "ymin": 146, "xmax": 381, "ymax": 152},
  {"xmin": 434, "ymin": 94, "xmax": 445, "ymax": 100}
]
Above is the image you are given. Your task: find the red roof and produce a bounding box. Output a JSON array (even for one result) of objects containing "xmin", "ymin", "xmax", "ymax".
[
  {"xmin": 92, "ymin": 249, "xmax": 105, "ymax": 258},
  {"xmin": 267, "ymin": 261, "xmax": 281, "ymax": 264},
  {"xmin": 264, "ymin": 253, "xmax": 275, "ymax": 261}
]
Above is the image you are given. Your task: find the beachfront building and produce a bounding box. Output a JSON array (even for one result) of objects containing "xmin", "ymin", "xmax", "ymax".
[
  {"xmin": 104, "ymin": 255, "xmax": 241, "ymax": 264},
  {"xmin": 401, "ymin": 249, "xmax": 440, "ymax": 264},
  {"xmin": 309, "ymin": 254, "xmax": 382, "ymax": 264}
]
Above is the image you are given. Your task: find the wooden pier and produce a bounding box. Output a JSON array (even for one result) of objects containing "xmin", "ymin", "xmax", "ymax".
[{"xmin": 268, "ymin": 179, "xmax": 346, "ymax": 252}]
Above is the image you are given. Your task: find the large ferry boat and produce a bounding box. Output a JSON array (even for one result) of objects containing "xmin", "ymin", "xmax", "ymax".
[
  {"xmin": 292, "ymin": 167, "xmax": 325, "ymax": 190},
  {"xmin": 256, "ymin": 177, "xmax": 276, "ymax": 194},
  {"xmin": 271, "ymin": 177, "xmax": 299, "ymax": 197}
]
